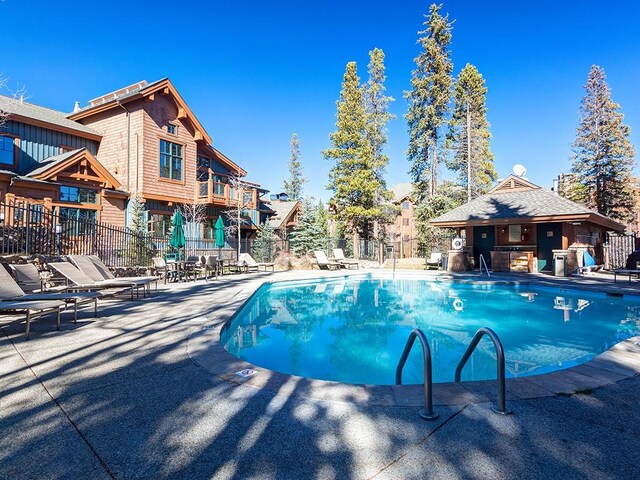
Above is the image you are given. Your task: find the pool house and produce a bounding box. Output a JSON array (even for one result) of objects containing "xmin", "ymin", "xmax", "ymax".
[{"xmin": 429, "ymin": 175, "xmax": 626, "ymax": 274}]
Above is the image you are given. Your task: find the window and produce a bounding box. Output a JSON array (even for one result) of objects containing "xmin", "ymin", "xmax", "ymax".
[
  {"xmin": 60, "ymin": 186, "xmax": 98, "ymax": 204},
  {"xmin": 149, "ymin": 213, "xmax": 172, "ymax": 236},
  {"xmin": 402, "ymin": 201, "xmax": 410, "ymax": 210},
  {"xmin": 402, "ymin": 218, "xmax": 410, "ymax": 226},
  {"xmin": 0, "ymin": 135, "xmax": 16, "ymax": 166},
  {"xmin": 58, "ymin": 207, "xmax": 97, "ymax": 235},
  {"xmin": 243, "ymin": 191, "xmax": 253, "ymax": 204},
  {"xmin": 159, "ymin": 140, "xmax": 183, "ymax": 181},
  {"xmin": 167, "ymin": 123, "xmax": 177, "ymax": 135}
]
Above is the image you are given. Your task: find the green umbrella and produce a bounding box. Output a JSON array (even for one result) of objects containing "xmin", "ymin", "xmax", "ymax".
[
  {"xmin": 169, "ymin": 210, "xmax": 185, "ymax": 258},
  {"xmin": 214, "ymin": 216, "xmax": 225, "ymax": 248}
]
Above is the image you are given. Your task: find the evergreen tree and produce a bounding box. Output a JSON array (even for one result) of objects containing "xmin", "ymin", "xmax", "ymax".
[
  {"xmin": 568, "ymin": 65, "xmax": 636, "ymax": 222},
  {"xmin": 323, "ymin": 62, "xmax": 384, "ymax": 242},
  {"xmin": 405, "ymin": 3, "xmax": 454, "ymax": 200},
  {"xmin": 127, "ymin": 195, "xmax": 155, "ymax": 266},
  {"xmin": 289, "ymin": 198, "xmax": 327, "ymax": 255},
  {"xmin": 364, "ymin": 48, "xmax": 395, "ymax": 187},
  {"xmin": 252, "ymin": 221, "xmax": 278, "ymax": 262},
  {"xmin": 447, "ymin": 63, "xmax": 496, "ymax": 201},
  {"xmin": 283, "ymin": 133, "xmax": 306, "ymax": 200}
]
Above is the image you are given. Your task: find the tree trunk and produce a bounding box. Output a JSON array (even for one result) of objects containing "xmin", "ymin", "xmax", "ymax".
[{"xmin": 467, "ymin": 104, "xmax": 472, "ymax": 202}]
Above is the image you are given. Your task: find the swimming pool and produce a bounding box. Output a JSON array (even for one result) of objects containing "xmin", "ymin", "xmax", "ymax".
[{"xmin": 220, "ymin": 276, "xmax": 640, "ymax": 385}]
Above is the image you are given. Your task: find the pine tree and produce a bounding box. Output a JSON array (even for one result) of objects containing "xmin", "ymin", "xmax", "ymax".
[
  {"xmin": 127, "ymin": 195, "xmax": 155, "ymax": 266},
  {"xmin": 447, "ymin": 63, "xmax": 496, "ymax": 201},
  {"xmin": 405, "ymin": 3, "xmax": 454, "ymax": 200},
  {"xmin": 283, "ymin": 133, "xmax": 306, "ymax": 200},
  {"xmin": 289, "ymin": 198, "xmax": 327, "ymax": 256},
  {"xmin": 568, "ymin": 65, "xmax": 636, "ymax": 222},
  {"xmin": 323, "ymin": 62, "xmax": 384, "ymax": 242},
  {"xmin": 364, "ymin": 48, "xmax": 395, "ymax": 186},
  {"xmin": 252, "ymin": 221, "xmax": 278, "ymax": 262}
]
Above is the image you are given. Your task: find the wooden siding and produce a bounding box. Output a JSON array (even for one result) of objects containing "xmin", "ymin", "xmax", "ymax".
[
  {"xmin": 3, "ymin": 120, "xmax": 98, "ymax": 173},
  {"xmin": 141, "ymin": 94, "xmax": 197, "ymax": 202},
  {"xmin": 78, "ymin": 104, "xmax": 144, "ymax": 193},
  {"xmin": 101, "ymin": 196, "xmax": 127, "ymax": 225}
]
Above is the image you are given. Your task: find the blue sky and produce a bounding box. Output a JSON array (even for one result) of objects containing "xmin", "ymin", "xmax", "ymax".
[{"xmin": 3, "ymin": 1, "xmax": 639, "ymax": 201}]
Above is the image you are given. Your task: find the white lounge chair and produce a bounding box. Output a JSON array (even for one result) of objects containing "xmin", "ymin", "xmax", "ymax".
[
  {"xmin": 313, "ymin": 251, "xmax": 341, "ymax": 270},
  {"xmin": 332, "ymin": 249, "xmax": 359, "ymax": 269},
  {"xmin": 239, "ymin": 253, "xmax": 275, "ymax": 272}
]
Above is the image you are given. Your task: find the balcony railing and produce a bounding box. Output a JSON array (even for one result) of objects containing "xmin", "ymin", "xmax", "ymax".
[{"xmin": 196, "ymin": 180, "xmax": 255, "ymax": 208}]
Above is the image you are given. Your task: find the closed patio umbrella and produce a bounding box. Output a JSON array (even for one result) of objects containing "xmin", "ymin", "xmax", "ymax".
[
  {"xmin": 214, "ymin": 216, "xmax": 225, "ymax": 248},
  {"xmin": 169, "ymin": 210, "xmax": 185, "ymax": 259}
]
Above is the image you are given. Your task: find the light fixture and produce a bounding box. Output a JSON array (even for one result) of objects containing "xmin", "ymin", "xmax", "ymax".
[{"xmin": 55, "ymin": 224, "xmax": 62, "ymax": 234}]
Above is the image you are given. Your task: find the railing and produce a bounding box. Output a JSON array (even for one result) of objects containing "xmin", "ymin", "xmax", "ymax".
[
  {"xmin": 396, "ymin": 328, "xmax": 439, "ymax": 420},
  {"xmin": 479, "ymin": 253, "xmax": 491, "ymax": 277},
  {"xmin": 455, "ymin": 327, "xmax": 511, "ymax": 415}
]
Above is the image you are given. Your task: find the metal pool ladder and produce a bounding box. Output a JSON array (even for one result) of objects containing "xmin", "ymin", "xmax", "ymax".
[
  {"xmin": 479, "ymin": 253, "xmax": 491, "ymax": 277},
  {"xmin": 396, "ymin": 328, "xmax": 439, "ymax": 420},
  {"xmin": 455, "ymin": 327, "xmax": 512, "ymax": 415}
]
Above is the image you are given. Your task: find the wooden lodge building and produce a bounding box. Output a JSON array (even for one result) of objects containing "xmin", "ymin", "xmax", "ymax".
[
  {"xmin": 0, "ymin": 79, "xmax": 268, "ymax": 239},
  {"xmin": 430, "ymin": 175, "xmax": 626, "ymax": 273}
]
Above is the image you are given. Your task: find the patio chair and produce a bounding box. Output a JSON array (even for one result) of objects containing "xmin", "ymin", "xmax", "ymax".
[
  {"xmin": 200, "ymin": 255, "xmax": 220, "ymax": 281},
  {"xmin": 239, "ymin": 253, "xmax": 275, "ymax": 272},
  {"xmin": 331, "ymin": 249, "xmax": 359, "ymax": 270},
  {"xmin": 67, "ymin": 256, "xmax": 151, "ymax": 297},
  {"xmin": 85, "ymin": 255, "xmax": 161, "ymax": 291},
  {"xmin": 3, "ymin": 264, "xmax": 106, "ymax": 322},
  {"xmin": 312, "ymin": 251, "xmax": 341, "ymax": 270},
  {"xmin": 425, "ymin": 252, "xmax": 443, "ymax": 270},
  {"xmin": 152, "ymin": 257, "xmax": 175, "ymax": 284},
  {"xmin": 48, "ymin": 262, "xmax": 138, "ymax": 301}
]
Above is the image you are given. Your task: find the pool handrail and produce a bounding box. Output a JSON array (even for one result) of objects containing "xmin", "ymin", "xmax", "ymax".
[
  {"xmin": 454, "ymin": 327, "xmax": 512, "ymax": 415},
  {"xmin": 395, "ymin": 328, "xmax": 439, "ymax": 421},
  {"xmin": 479, "ymin": 253, "xmax": 491, "ymax": 277}
]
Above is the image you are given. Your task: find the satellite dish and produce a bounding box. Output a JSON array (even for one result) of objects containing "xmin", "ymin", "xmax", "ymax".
[{"xmin": 512, "ymin": 164, "xmax": 527, "ymax": 177}]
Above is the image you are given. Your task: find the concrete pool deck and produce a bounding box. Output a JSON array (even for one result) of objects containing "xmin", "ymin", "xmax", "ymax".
[{"xmin": 1, "ymin": 268, "xmax": 640, "ymax": 479}]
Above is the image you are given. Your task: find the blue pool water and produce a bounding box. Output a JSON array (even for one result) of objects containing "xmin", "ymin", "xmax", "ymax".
[{"xmin": 220, "ymin": 276, "xmax": 640, "ymax": 385}]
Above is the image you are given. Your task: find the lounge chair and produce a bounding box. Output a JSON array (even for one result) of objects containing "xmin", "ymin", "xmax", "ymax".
[
  {"xmin": 578, "ymin": 251, "xmax": 602, "ymax": 275},
  {"xmin": 0, "ymin": 299, "xmax": 65, "ymax": 340},
  {"xmin": 313, "ymin": 251, "xmax": 341, "ymax": 270},
  {"xmin": 426, "ymin": 252, "xmax": 443, "ymax": 270},
  {"xmin": 332, "ymin": 249, "xmax": 359, "ymax": 270},
  {"xmin": 87, "ymin": 255, "xmax": 161, "ymax": 290},
  {"xmin": 3, "ymin": 264, "xmax": 107, "ymax": 322},
  {"xmin": 67, "ymin": 256, "xmax": 150, "ymax": 297},
  {"xmin": 48, "ymin": 262, "xmax": 138, "ymax": 300},
  {"xmin": 239, "ymin": 253, "xmax": 275, "ymax": 272}
]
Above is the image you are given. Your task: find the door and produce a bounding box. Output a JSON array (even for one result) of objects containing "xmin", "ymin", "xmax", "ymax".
[
  {"xmin": 473, "ymin": 226, "xmax": 495, "ymax": 268},
  {"xmin": 536, "ymin": 222, "xmax": 563, "ymax": 272}
]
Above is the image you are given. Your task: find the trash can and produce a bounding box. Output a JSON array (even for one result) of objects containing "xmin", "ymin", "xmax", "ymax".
[{"xmin": 554, "ymin": 254, "xmax": 566, "ymax": 277}]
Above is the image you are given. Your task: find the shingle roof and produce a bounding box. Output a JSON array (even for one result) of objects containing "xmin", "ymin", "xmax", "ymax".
[
  {"xmin": 0, "ymin": 94, "xmax": 99, "ymax": 137},
  {"xmin": 266, "ymin": 201, "xmax": 299, "ymax": 229},
  {"xmin": 76, "ymin": 79, "xmax": 166, "ymax": 112},
  {"xmin": 25, "ymin": 149, "xmax": 84, "ymax": 178},
  {"xmin": 430, "ymin": 187, "xmax": 624, "ymax": 230}
]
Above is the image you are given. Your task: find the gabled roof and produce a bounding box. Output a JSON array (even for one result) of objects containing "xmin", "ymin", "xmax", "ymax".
[
  {"xmin": 0, "ymin": 94, "xmax": 101, "ymax": 140},
  {"xmin": 389, "ymin": 183, "xmax": 413, "ymax": 203},
  {"xmin": 68, "ymin": 78, "xmax": 212, "ymax": 145},
  {"xmin": 266, "ymin": 200, "xmax": 300, "ymax": 229},
  {"xmin": 430, "ymin": 174, "xmax": 626, "ymax": 232},
  {"xmin": 26, "ymin": 148, "xmax": 123, "ymax": 190}
]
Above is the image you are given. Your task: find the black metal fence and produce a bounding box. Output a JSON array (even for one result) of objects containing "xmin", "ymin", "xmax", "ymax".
[{"xmin": 0, "ymin": 201, "xmax": 458, "ymax": 267}]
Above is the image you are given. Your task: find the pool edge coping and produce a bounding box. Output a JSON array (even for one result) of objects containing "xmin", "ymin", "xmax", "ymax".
[{"xmin": 187, "ymin": 270, "xmax": 640, "ymax": 408}]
